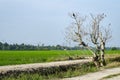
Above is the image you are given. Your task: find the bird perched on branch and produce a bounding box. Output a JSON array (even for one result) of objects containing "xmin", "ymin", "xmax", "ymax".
[{"xmin": 73, "ymin": 13, "xmax": 75, "ymax": 17}]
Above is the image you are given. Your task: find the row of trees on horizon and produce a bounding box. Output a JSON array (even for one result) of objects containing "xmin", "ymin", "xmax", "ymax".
[
  {"xmin": 0, "ymin": 42, "xmax": 82, "ymax": 50},
  {"xmin": 0, "ymin": 42, "xmax": 119, "ymax": 50}
]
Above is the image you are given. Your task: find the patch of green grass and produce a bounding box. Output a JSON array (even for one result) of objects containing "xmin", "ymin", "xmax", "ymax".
[
  {"xmin": 0, "ymin": 50, "xmax": 91, "ymax": 66},
  {"xmin": 106, "ymin": 50, "xmax": 120, "ymax": 54},
  {"xmin": 0, "ymin": 50, "xmax": 120, "ymax": 66}
]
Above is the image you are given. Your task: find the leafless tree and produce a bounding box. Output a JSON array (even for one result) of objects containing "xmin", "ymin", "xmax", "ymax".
[
  {"xmin": 99, "ymin": 24, "xmax": 112, "ymax": 66},
  {"xmin": 66, "ymin": 13, "xmax": 111, "ymax": 67}
]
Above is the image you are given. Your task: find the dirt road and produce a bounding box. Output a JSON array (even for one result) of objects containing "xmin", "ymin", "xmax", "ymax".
[
  {"xmin": 62, "ymin": 67, "xmax": 120, "ymax": 80},
  {"xmin": 0, "ymin": 59, "xmax": 91, "ymax": 76}
]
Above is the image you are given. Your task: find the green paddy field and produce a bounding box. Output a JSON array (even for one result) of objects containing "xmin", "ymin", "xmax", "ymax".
[{"xmin": 0, "ymin": 50, "xmax": 120, "ymax": 66}]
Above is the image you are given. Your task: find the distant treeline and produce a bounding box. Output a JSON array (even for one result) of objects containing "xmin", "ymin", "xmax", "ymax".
[
  {"xmin": 0, "ymin": 42, "xmax": 83, "ymax": 50},
  {"xmin": 0, "ymin": 42, "xmax": 119, "ymax": 50}
]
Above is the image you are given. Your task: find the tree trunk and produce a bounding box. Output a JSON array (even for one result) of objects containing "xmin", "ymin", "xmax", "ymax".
[
  {"xmin": 100, "ymin": 42, "xmax": 106, "ymax": 66},
  {"xmin": 92, "ymin": 55, "xmax": 100, "ymax": 68},
  {"xmin": 100, "ymin": 49, "xmax": 106, "ymax": 66},
  {"xmin": 85, "ymin": 45, "xmax": 101, "ymax": 67},
  {"xmin": 80, "ymin": 42, "xmax": 101, "ymax": 67}
]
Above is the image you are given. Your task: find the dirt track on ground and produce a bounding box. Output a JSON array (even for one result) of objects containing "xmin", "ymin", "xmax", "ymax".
[
  {"xmin": 0, "ymin": 59, "xmax": 91, "ymax": 76},
  {"xmin": 62, "ymin": 67, "xmax": 120, "ymax": 80}
]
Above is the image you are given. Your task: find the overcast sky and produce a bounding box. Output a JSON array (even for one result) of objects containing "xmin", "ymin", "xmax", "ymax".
[{"xmin": 0, "ymin": 0, "xmax": 120, "ymax": 47}]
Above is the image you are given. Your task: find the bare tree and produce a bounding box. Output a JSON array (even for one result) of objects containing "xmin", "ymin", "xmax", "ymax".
[
  {"xmin": 66, "ymin": 13, "xmax": 111, "ymax": 67},
  {"xmin": 90, "ymin": 13, "xmax": 112, "ymax": 66},
  {"xmin": 99, "ymin": 25, "xmax": 112, "ymax": 66}
]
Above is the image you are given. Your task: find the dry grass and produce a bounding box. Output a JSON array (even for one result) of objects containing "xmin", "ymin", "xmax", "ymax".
[{"xmin": 105, "ymin": 54, "xmax": 120, "ymax": 68}]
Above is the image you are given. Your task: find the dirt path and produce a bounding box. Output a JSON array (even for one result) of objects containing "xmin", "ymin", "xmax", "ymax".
[
  {"xmin": 62, "ymin": 67, "xmax": 120, "ymax": 80},
  {"xmin": 103, "ymin": 75, "xmax": 120, "ymax": 80},
  {"xmin": 0, "ymin": 59, "xmax": 91, "ymax": 75}
]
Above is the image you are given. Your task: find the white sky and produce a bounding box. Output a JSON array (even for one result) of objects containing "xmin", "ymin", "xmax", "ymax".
[{"xmin": 0, "ymin": 0, "xmax": 120, "ymax": 47}]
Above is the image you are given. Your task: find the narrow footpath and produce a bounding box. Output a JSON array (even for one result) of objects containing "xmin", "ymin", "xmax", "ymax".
[{"xmin": 62, "ymin": 67, "xmax": 120, "ymax": 80}]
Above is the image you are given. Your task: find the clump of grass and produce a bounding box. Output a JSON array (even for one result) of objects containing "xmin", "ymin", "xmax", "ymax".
[{"xmin": 105, "ymin": 55, "xmax": 120, "ymax": 68}]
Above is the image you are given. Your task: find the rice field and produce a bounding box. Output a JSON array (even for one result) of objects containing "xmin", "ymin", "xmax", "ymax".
[
  {"xmin": 0, "ymin": 50, "xmax": 91, "ymax": 66},
  {"xmin": 0, "ymin": 50, "xmax": 119, "ymax": 66}
]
